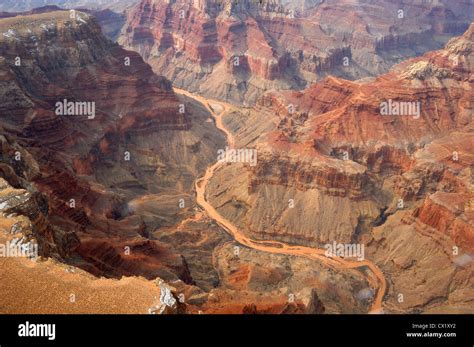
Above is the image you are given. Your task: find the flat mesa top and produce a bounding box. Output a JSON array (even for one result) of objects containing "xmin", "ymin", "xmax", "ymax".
[{"xmin": 0, "ymin": 10, "xmax": 90, "ymax": 35}]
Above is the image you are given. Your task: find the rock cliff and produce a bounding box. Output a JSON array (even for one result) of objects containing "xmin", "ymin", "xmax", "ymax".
[{"xmin": 119, "ymin": 0, "xmax": 474, "ymax": 104}]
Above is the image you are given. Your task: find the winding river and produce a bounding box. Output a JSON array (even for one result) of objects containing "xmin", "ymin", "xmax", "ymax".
[{"xmin": 175, "ymin": 88, "xmax": 387, "ymax": 313}]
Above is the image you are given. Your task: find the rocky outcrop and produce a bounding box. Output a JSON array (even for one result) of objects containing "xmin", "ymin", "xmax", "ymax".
[
  {"xmin": 413, "ymin": 192, "xmax": 473, "ymax": 250},
  {"xmin": 306, "ymin": 288, "xmax": 325, "ymax": 314},
  {"xmin": 0, "ymin": 137, "xmax": 80, "ymax": 260},
  {"xmin": 248, "ymin": 150, "xmax": 373, "ymax": 199}
]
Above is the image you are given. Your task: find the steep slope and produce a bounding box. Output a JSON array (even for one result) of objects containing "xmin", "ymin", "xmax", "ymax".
[
  {"xmin": 118, "ymin": 0, "xmax": 474, "ymax": 104},
  {"xmin": 0, "ymin": 10, "xmax": 225, "ymax": 284}
]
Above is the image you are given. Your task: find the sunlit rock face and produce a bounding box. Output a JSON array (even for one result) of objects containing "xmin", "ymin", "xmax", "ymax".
[{"xmin": 118, "ymin": 0, "xmax": 473, "ymax": 104}]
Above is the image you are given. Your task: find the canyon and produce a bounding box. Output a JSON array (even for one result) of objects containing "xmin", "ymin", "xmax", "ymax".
[
  {"xmin": 0, "ymin": 9, "xmax": 354, "ymax": 314},
  {"xmin": 0, "ymin": 2, "xmax": 472, "ymax": 315}
]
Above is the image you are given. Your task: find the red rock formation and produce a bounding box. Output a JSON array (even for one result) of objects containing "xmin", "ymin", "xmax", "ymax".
[
  {"xmin": 260, "ymin": 22, "xmax": 474, "ymax": 150},
  {"xmin": 248, "ymin": 149, "xmax": 372, "ymax": 199},
  {"xmin": 414, "ymin": 192, "xmax": 473, "ymax": 252},
  {"xmin": 119, "ymin": 0, "xmax": 474, "ymax": 103}
]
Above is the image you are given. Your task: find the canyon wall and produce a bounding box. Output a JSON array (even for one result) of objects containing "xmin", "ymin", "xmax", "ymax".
[
  {"xmin": 118, "ymin": 0, "xmax": 474, "ymax": 104},
  {"xmin": 0, "ymin": 10, "xmax": 225, "ymax": 284}
]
